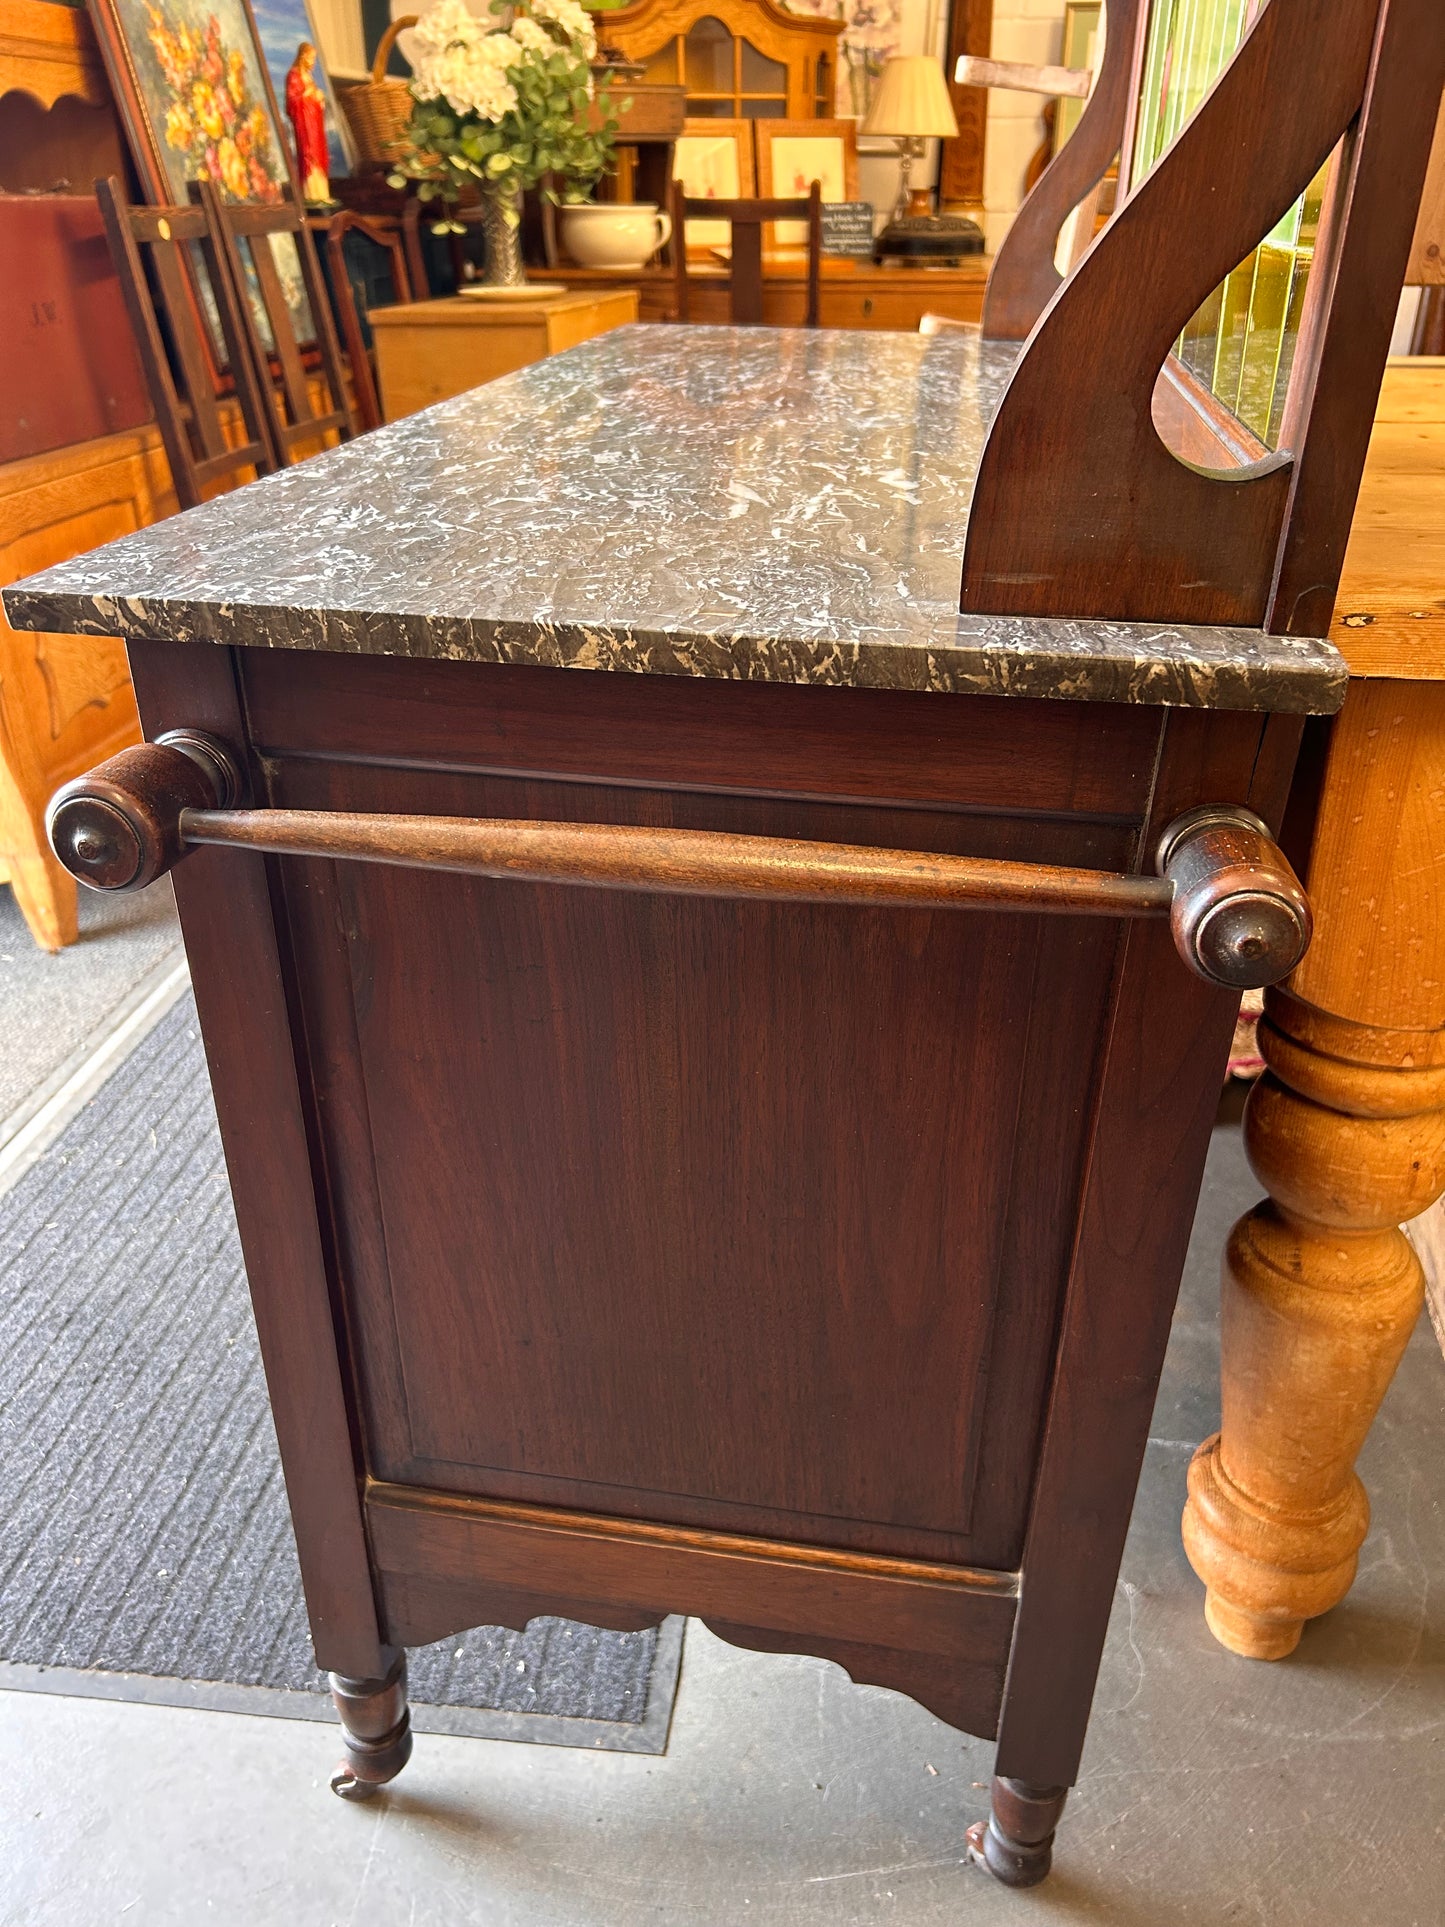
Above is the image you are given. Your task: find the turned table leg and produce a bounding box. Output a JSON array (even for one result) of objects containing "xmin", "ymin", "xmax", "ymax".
[
  {"xmin": 1184, "ymin": 682, "xmax": 1445, "ymax": 1657},
  {"xmin": 329, "ymin": 1651, "xmax": 413, "ymax": 1800}
]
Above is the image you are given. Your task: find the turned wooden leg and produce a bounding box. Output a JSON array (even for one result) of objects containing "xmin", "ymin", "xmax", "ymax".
[
  {"xmin": 966, "ymin": 1777, "xmax": 1069, "ymax": 1888},
  {"xmin": 5, "ymin": 848, "xmax": 78, "ymax": 951},
  {"xmin": 1184, "ymin": 682, "xmax": 1445, "ymax": 1658},
  {"xmin": 329, "ymin": 1651, "xmax": 413, "ymax": 1800},
  {"xmin": 1184, "ymin": 992, "xmax": 1445, "ymax": 1656}
]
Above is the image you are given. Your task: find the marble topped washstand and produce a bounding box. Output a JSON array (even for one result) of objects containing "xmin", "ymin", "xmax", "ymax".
[
  {"xmin": 5, "ymin": 323, "xmax": 1342, "ymax": 1889},
  {"xmin": 5, "ymin": 326, "xmax": 1343, "ymax": 714}
]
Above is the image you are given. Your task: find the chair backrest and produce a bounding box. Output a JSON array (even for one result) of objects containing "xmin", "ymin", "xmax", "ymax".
[
  {"xmin": 669, "ymin": 180, "xmax": 821, "ymax": 326},
  {"xmin": 962, "ymin": 0, "xmax": 1445, "ymax": 640},
  {"xmin": 94, "ymin": 176, "xmax": 276, "ymax": 513},
  {"xmin": 324, "ymin": 210, "xmax": 416, "ymax": 434},
  {"xmin": 196, "ymin": 180, "xmax": 356, "ymax": 463}
]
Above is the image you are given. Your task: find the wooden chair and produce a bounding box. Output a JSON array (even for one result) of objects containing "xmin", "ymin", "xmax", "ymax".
[
  {"xmin": 323, "ymin": 210, "xmax": 416, "ymax": 434},
  {"xmin": 669, "ymin": 179, "xmax": 821, "ymax": 326},
  {"xmin": 195, "ymin": 180, "xmax": 355, "ymax": 466},
  {"xmin": 94, "ymin": 177, "xmax": 275, "ymax": 513}
]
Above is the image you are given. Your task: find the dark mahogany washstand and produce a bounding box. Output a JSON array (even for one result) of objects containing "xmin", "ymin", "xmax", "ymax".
[{"xmin": 6, "ymin": 0, "xmax": 1442, "ymax": 1887}]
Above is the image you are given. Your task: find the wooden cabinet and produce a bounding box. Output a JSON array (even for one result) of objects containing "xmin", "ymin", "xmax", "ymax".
[
  {"xmin": 599, "ymin": 0, "xmax": 842, "ymax": 122},
  {"xmin": 370, "ymin": 291, "xmax": 641, "ymax": 421},
  {"xmin": 0, "ymin": 428, "xmax": 172, "ymax": 947},
  {"xmin": 0, "ymin": 0, "xmax": 146, "ymax": 949}
]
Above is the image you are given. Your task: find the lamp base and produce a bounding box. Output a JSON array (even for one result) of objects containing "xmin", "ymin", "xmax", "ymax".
[{"xmin": 873, "ymin": 211, "xmax": 985, "ymax": 265}]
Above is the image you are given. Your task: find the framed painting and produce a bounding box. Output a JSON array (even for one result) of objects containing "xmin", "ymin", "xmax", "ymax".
[
  {"xmin": 673, "ymin": 118, "xmax": 756, "ymax": 252},
  {"xmin": 86, "ymin": 0, "xmax": 316, "ymax": 343},
  {"xmin": 783, "ymin": 0, "xmax": 903, "ymax": 121},
  {"xmin": 756, "ymin": 117, "xmax": 859, "ymax": 245}
]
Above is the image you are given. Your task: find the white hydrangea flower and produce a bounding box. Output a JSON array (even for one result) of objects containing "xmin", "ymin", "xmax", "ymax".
[
  {"xmin": 410, "ymin": 5, "xmax": 527, "ymax": 116},
  {"xmin": 530, "ymin": 0, "xmax": 597, "ymax": 58},
  {"xmin": 509, "ymin": 14, "xmax": 552, "ymax": 52},
  {"xmin": 411, "ymin": 0, "xmax": 483, "ymax": 52}
]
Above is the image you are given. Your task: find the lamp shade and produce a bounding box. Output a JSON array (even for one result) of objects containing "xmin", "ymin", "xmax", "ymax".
[{"xmin": 859, "ymin": 55, "xmax": 960, "ymax": 139}]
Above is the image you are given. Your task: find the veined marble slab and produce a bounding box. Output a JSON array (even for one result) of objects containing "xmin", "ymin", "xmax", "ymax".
[{"xmin": 4, "ymin": 325, "xmax": 1345, "ymax": 713}]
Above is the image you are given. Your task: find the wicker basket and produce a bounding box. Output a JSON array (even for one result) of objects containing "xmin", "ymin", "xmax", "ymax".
[{"xmin": 340, "ymin": 16, "xmax": 418, "ymax": 168}]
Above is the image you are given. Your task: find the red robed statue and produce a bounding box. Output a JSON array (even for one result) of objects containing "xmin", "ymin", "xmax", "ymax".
[{"xmin": 285, "ymin": 41, "xmax": 331, "ymax": 205}]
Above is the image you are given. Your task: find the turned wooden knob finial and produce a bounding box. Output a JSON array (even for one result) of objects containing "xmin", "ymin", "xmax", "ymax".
[
  {"xmin": 46, "ymin": 730, "xmax": 244, "ymax": 892},
  {"xmin": 1156, "ymin": 806, "xmax": 1311, "ymax": 990}
]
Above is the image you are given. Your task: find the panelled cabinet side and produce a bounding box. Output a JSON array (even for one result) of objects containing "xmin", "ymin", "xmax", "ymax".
[
  {"xmin": 105, "ymin": 623, "xmax": 1313, "ymax": 1885},
  {"xmin": 124, "ymin": 637, "xmax": 393, "ymax": 1682},
  {"xmin": 994, "ymin": 704, "xmax": 1291, "ymax": 1789}
]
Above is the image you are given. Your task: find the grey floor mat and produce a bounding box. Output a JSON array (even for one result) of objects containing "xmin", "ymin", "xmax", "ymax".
[{"xmin": 0, "ymin": 993, "xmax": 680, "ymax": 1752}]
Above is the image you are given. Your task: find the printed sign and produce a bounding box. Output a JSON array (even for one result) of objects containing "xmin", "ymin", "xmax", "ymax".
[{"xmin": 820, "ymin": 201, "xmax": 877, "ymax": 258}]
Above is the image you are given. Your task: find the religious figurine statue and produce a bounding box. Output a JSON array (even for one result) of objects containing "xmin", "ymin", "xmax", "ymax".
[{"xmin": 285, "ymin": 41, "xmax": 331, "ymax": 205}]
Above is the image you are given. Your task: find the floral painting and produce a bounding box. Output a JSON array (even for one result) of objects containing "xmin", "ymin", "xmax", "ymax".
[
  {"xmin": 782, "ymin": 0, "xmax": 902, "ymax": 119},
  {"xmin": 123, "ymin": 0, "xmax": 290, "ymax": 203},
  {"xmin": 105, "ymin": 0, "xmax": 313, "ymax": 340}
]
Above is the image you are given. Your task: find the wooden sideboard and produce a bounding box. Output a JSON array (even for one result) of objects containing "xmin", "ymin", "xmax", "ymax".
[
  {"xmin": 550, "ymin": 255, "xmax": 990, "ymax": 329},
  {"xmin": 596, "ymin": 0, "xmax": 842, "ymax": 120}
]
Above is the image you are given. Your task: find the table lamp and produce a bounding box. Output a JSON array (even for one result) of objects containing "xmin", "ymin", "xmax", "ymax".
[{"xmin": 861, "ymin": 54, "xmax": 984, "ymax": 262}]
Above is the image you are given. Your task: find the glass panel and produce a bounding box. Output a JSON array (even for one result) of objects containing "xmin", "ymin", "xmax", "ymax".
[
  {"xmin": 685, "ymin": 18, "xmax": 735, "ymax": 96},
  {"xmin": 1056, "ymin": 3, "xmax": 1101, "ymax": 152},
  {"xmin": 1129, "ymin": 0, "xmax": 1327, "ymax": 452},
  {"xmin": 642, "ymin": 42, "xmax": 677, "ymax": 84},
  {"xmin": 1133, "ymin": 0, "xmax": 1256, "ymax": 185},
  {"xmin": 742, "ymin": 97, "xmax": 788, "ymax": 117},
  {"xmin": 740, "ymin": 39, "xmax": 785, "ymax": 94},
  {"xmin": 686, "ymin": 98, "xmax": 742, "ymax": 116}
]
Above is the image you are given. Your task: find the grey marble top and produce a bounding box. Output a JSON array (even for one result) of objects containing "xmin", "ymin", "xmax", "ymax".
[{"xmin": 4, "ymin": 324, "xmax": 1344, "ymax": 713}]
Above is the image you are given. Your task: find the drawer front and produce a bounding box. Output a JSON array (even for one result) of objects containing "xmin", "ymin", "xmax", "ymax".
[{"xmin": 821, "ymin": 285, "xmax": 986, "ymax": 331}]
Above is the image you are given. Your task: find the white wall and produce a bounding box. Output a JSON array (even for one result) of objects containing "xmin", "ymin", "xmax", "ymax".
[
  {"xmin": 981, "ymin": 0, "xmax": 1068, "ymax": 250},
  {"xmin": 310, "ymin": 0, "xmax": 369, "ymax": 78}
]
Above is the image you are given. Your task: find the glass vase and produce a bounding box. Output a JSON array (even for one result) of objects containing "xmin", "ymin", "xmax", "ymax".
[{"xmin": 481, "ymin": 178, "xmax": 526, "ymax": 288}]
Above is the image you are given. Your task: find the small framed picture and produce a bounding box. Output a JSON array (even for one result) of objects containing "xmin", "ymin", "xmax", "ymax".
[
  {"xmin": 1055, "ymin": 3, "xmax": 1101, "ymax": 154},
  {"xmin": 673, "ymin": 119, "xmax": 756, "ymax": 253},
  {"xmin": 756, "ymin": 118, "xmax": 860, "ymax": 247}
]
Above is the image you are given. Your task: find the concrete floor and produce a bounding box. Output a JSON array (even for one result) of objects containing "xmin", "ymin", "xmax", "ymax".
[
  {"xmin": 0, "ymin": 1123, "xmax": 1439, "ymax": 1926},
  {"xmin": 1, "ymin": 897, "xmax": 1441, "ymax": 1923}
]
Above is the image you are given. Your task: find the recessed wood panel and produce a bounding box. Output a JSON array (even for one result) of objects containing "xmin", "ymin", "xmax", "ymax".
[{"xmin": 275, "ymin": 749, "xmax": 1127, "ymax": 1566}]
